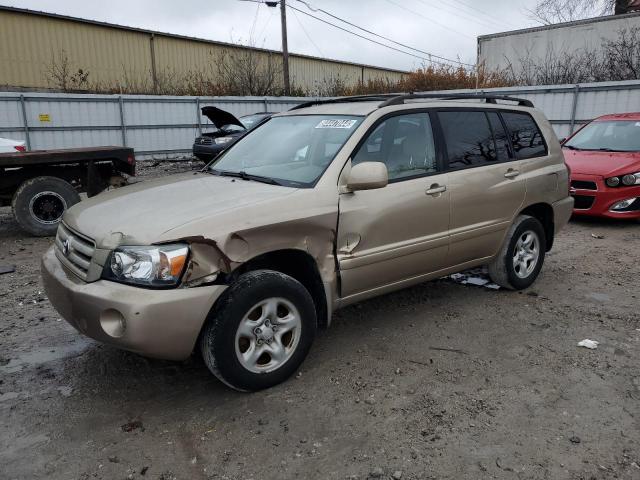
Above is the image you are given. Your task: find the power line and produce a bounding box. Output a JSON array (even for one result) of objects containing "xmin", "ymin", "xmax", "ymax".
[
  {"xmin": 290, "ymin": 8, "xmax": 324, "ymax": 57},
  {"xmin": 293, "ymin": 0, "xmax": 474, "ymax": 67},
  {"xmin": 411, "ymin": 0, "xmax": 517, "ymax": 31},
  {"xmin": 454, "ymin": 0, "xmax": 521, "ymax": 29},
  {"xmin": 237, "ymin": 0, "xmax": 475, "ymax": 69},
  {"xmin": 248, "ymin": 1, "xmax": 261, "ymax": 40},
  {"xmin": 287, "ymin": 4, "xmax": 466, "ymax": 68},
  {"xmin": 383, "ymin": 0, "xmax": 476, "ymax": 40}
]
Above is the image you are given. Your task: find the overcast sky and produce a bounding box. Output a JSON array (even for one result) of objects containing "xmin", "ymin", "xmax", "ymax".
[{"xmin": 2, "ymin": 0, "xmax": 539, "ymax": 70}]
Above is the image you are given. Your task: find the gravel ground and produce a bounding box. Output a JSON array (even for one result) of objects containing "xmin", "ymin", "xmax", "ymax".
[{"xmin": 1, "ymin": 160, "xmax": 639, "ymax": 480}]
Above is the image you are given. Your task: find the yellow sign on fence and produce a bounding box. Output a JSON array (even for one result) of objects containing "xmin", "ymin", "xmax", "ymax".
[{"xmin": 38, "ymin": 114, "xmax": 50, "ymax": 122}]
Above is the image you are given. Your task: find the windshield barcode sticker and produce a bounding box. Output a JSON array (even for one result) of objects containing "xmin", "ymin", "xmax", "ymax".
[{"xmin": 316, "ymin": 119, "xmax": 357, "ymax": 129}]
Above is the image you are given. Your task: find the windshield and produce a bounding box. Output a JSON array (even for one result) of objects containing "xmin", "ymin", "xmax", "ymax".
[
  {"xmin": 240, "ymin": 114, "xmax": 269, "ymax": 129},
  {"xmin": 209, "ymin": 115, "xmax": 363, "ymax": 187},
  {"xmin": 565, "ymin": 120, "xmax": 640, "ymax": 152}
]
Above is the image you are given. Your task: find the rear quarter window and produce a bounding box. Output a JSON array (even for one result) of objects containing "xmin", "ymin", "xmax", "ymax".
[{"xmin": 501, "ymin": 112, "xmax": 547, "ymax": 159}]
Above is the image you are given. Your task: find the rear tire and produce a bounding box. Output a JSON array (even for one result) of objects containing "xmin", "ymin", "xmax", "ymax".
[
  {"xmin": 12, "ymin": 176, "xmax": 80, "ymax": 237},
  {"xmin": 488, "ymin": 215, "xmax": 546, "ymax": 290},
  {"xmin": 199, "ymin": 270, "xmax": 317, "ymax": 392}
]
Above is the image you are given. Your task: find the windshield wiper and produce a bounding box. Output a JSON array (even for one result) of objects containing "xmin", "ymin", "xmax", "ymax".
[
  {"xmin": 209, "ymin": 169, "xmax": 282, "ymax": 186},
  {"xmin": 564, "ymin": 145, "xmax": 581, "ymax": 150}
]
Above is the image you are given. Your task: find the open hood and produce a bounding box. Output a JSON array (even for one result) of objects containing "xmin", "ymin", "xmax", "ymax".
[{"xmin": 201, "ymin": 106, "xmax": 245, "ymax": 130}]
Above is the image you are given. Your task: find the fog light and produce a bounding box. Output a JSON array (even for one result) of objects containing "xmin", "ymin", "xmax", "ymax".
[
  {"xmin": 610, "ymin": 198, "xmax": 637, "ymax": 211},
  {"xmin": 100, "ymin": 309, "xmax": 126, "ymax": 338}
]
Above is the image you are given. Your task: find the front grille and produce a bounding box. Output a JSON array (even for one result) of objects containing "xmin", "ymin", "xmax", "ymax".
[
  {"xmin": 572, "ymin": 195, "xmax": 595, "ymax": 210},
  {"xmin": 571, "ymin": 180, "xmax": 597, "ymax": 191},
  {"xmin": 196, "ymin": 137, "xmax": 213, "ymax": 145},
  {"xmin": 55, "ymin": 223, "xmax": 96, "ymax": 280}
]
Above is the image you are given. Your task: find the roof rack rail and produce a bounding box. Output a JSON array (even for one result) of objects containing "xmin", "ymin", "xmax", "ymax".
[
  {"xmin": 288, "ymin": 92, "xmax": 535, "ymax": 111},
  {"xmin": 378, "ymin": 93, "xmax": 534, "ymax": 108},
  {"xmin": 289, "ymin": 94, "xmax": 398, "ymax": 111}
]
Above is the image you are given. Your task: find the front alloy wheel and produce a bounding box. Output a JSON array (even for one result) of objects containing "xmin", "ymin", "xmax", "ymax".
[
  {"xmin": 200, "ymin": 270, "xmax": 317, "ymax": 391},
  {"xmin": 235, "ymin": 298, "xmax": 302, "ymax": 374}
]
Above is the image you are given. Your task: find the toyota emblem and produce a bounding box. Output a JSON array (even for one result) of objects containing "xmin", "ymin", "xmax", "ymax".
[{"xmin": 62, "ymin": 238, "xmax": 71, "ymax": 256}]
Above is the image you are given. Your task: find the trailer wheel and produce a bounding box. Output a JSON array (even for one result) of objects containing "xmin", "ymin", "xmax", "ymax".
[{"xmin": 12, "ymin": 176, "xmax": 80, "ymax": 237}]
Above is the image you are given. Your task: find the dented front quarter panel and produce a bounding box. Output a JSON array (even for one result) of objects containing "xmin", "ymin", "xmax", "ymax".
[{"xmin": 162, "ymin": 187, "xmax": 341, "ymax": 309}]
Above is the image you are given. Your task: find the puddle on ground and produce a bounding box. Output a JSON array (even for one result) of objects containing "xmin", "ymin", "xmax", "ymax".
[{"xmin": 0, "ymin": 339, "xmax": 92, "ymax": 374}]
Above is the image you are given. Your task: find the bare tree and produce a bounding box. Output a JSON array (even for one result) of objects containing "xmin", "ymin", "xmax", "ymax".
[
  {"xmin": 529, "ymin": 0, "xmax": 633, "ymax": 24},
  {"xmin": 500, "ymin": 27, "xmax": 640, "ymax": 85},
  {"xmin": 216, "ymin": 45, "xmax": 282, "ymax": 96},
  {"xmin": 45, "ymin": 50, "xmax": 90, "ymax": 91},
  {"xmin": 601, "ymin": 26, "xmax": 640, "ymax": 79}
]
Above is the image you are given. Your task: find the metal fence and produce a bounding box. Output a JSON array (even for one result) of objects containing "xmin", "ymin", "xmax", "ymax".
[
  {"xmin": 0, "ymin": 93, "xmax": 311, "ymax": 159},
  {"xmin": 435, "ymin": 79, "xmax": 640, "ymax": 138},
  {"xmin": 2, "ymin": 80, "xmax": 640, "ymax": 159}
]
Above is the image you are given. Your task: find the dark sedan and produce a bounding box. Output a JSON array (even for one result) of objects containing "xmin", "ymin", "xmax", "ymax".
[{"xmin": 193, "ymin": 108, "xmax": 274, "ymax": 161}]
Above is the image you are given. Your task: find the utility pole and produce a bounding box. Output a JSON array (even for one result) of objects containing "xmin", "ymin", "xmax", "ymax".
[
  {"xmin": 280, "ymin": 0, "xmax": 291, "ymax": 95},
  {"xmin": 267, "ymin": 0, "xmax": 290, "ymax": 95}
]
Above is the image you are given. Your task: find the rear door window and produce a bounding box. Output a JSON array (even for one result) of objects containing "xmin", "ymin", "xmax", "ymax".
[
  {"xmin": 437, "ymin": 111, "xmax": 496, "ymax": 169},
  {"xmin": 501, "ymin": 112, "xmax": 547, "ymax": 159}
]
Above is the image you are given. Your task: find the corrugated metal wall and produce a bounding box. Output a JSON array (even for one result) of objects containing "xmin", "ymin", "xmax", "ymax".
[
  {"xmin": 2, "ymin": 80, "xmax": 639, "ymax": 159},
  {"xmin": 0, "ymin": 7, "xmax": 405, "ymax": 93},
  {"xmin": 477, "ymin": 12, "xmax": 640, "ymax": 76}
]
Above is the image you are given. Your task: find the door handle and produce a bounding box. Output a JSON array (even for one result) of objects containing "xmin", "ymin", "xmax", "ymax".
[
  {"xmin": 426, "ymin": 184, "xmax": 447, "ymax": 196},
  {"xmin": 504, "ymin": 169, "xmax": 520, "ymax": 179}
]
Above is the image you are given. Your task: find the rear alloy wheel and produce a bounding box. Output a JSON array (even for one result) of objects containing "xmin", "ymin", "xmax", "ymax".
[
  {"xmin": 488, "ymin": 215, "xmax": 546, "ymax": 290},
  {"xmin": 200, "ymin": 270, "xmax": 316, "ymax": 391},
  {"xmin": 512, "ymin": 230, "xmax": 540, "ymax": 280}
]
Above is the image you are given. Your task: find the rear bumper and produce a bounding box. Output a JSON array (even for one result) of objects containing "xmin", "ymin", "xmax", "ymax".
[
  {"xmin": 41, "ymin": 246, "xmax": 227, "ymax": 360},
  {"xmin": 553, "ymin": 196, "xmax": 574, "ymax": 233},
  {"xmin": 571, "ymin": 174, "xmax": 640, "ymax": 219}
]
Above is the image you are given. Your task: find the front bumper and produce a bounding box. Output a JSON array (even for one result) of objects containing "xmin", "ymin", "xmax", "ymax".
[
  {"xmin": 192, "ymin": 143, "xmax": 226, "ymax": 161},
  {"xmin": 571, "ymin": 174, "xmax": 640, "ymax": 219},
  {"xmin": 41, "ymin": 247, "xmax": 227, "ymax": 360}
]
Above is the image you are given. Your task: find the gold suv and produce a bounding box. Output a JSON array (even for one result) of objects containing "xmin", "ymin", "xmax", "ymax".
[{"xmin": 42, "ymin": 94, "xmax": 574, "ymax": 391}]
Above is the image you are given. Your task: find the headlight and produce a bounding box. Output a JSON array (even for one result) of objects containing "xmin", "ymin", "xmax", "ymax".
[
  {"xmin": 606, "ymin": 172, "xmax": 640, "ymax": 187},
  {"xmin": 214, "ymin": 137, "xmax": 234, "ymax": 145},
  {"xmin": 606, "ymin": 176, "xmax": 620, "ymax": 187},
  {"xmin": 102, "ymin": 244, "xmax": 189, "ymax": 287}
]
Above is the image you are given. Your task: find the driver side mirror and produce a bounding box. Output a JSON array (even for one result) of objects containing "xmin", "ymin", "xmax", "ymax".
[{"xmin": 346, "ymin": 161, "xmax": 388, "ymax": 192}]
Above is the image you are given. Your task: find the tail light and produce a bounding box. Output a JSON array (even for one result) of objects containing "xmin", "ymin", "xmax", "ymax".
[{"xmin": 14, "ymin": 145, "xmax": 26, "ymax": 152}]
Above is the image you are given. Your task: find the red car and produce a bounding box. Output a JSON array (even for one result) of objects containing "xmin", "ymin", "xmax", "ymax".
[{"xmin": 563, "ymin": 113, "xmax": 640, "ymax": 219}]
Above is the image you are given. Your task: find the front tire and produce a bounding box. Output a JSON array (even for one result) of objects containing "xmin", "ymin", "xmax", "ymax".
[
  {"xmin": 199, "ymin": 270, "xmax": 317, "ymax": 392},
  {"xmin": 488, "ymin": 215, "xmax": 546, "ymax": 290}
]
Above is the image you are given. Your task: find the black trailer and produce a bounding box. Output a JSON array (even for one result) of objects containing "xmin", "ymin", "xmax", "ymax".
[{"xmin": 0, "ymin": 146, "xmax": 136, "ymax": 236}]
